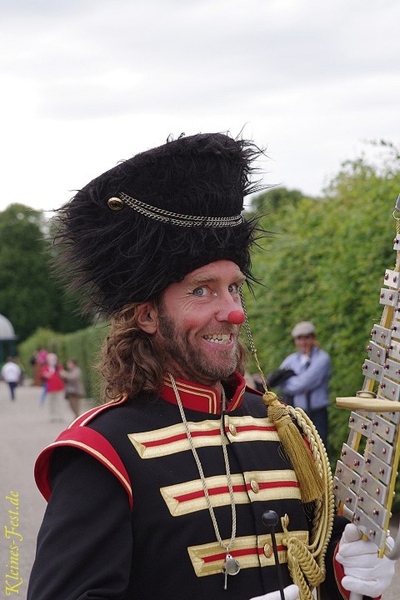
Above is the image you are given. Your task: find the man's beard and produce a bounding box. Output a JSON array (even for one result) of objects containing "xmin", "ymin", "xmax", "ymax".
[{"xmin": 157, "ymin": 313, "xmax": 240, "ymax": 384}]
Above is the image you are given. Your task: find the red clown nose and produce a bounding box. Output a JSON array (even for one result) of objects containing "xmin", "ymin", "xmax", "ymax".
[{"xmin": 227, "ymin": 310, "xmax": 245, "ymax": 325}]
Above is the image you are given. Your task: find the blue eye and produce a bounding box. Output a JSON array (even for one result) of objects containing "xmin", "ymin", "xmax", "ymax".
[
  {"xmin": 192, "ymin": 287, "xmax": 206, "ymax": 297},
  {"xmin": 228, "ymin": 283, "xmax": 239, "ymax": 294}
]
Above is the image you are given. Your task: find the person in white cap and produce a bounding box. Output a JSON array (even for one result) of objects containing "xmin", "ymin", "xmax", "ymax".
[{"xmin": 268, "ymin": 321, "xmax": 331, "ymax": 447}]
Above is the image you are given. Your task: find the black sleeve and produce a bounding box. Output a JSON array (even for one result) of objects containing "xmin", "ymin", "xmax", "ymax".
[
  {"xmin": 266, "ymin": 368, "xmax": 296, "ymax": 388},
  {"xmin": 27, "ymin": 447, "xmax": 133, "ymax": 600}
]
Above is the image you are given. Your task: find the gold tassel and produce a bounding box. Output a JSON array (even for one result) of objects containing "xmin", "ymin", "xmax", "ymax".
[
  {"xmin": 239, "ymin": 296, "xmax": 325, "ymax": 504},
  {"xmin": 263, "ymin": 390, "xmax": 324, "ymax": 503}
]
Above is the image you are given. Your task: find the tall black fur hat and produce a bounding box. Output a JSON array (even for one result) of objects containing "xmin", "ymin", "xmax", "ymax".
[{"xmin": 55, "ymin": 132, "xmax": 263, "ymax": 315}]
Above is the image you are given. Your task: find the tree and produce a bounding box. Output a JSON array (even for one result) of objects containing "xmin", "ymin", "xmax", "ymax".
[
  {"xmin": 0, "ymin": 203, "xmax": 91, "ymax": 342},
  {"xmin": 250, "ymin": 186, "xmax": 307, "ymax": 214}
]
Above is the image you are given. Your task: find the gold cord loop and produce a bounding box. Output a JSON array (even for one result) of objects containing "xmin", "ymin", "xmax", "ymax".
[
  {"xmin": 240, "ymin": 287, "xmax": 334, "ymax": 599},
  {"xmin": 280, "ymin": 410, "xmax": 335, "ymax": 600}
]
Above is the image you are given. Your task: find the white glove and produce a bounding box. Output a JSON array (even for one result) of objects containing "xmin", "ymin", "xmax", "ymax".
[
  {"xmin": 249, "ymin": 584, "xmax": 299, "ymax": 600},
  {"xmin": 335, "ymin": 523, "xmax": 395, "ymax": 597}
]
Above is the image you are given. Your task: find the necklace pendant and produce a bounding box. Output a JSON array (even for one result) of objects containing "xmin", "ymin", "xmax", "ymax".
[{"xmin": 223, "ymin": 553, "xmax": 240, "ymax": 589}]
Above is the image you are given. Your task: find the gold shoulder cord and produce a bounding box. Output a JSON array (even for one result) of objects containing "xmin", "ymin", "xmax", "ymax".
[{"xmin": 240, "ymin": 289, "xmax": 335, "ymax": 600}]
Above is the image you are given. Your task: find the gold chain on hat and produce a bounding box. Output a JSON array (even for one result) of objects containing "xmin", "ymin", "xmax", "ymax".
[{"xmin": 107, "ymin": 192, "xmax": 244, "ymax": 227}]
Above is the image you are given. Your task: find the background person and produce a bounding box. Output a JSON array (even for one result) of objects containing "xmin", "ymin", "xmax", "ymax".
[
  {"xmin": 267, "ymin": 321, "xmax": 331, "ymax": 447},
  {"xmin": 40, "ymin": 352, "xmax": 65, "ymax": 422},
  {"xmin": 27, "ymin": 134, "xmax": 393, "ymax": 600},
  {"xmin": 60, "ymin": 358, "xmax": 85, "ymax": 418},
  {"xmin": 30, "ymin": 347, "xmax": 48, "ymax": 386},
  {"xmin": 1, "ymin": 356, "xmax": 22, "ymax": 400}
]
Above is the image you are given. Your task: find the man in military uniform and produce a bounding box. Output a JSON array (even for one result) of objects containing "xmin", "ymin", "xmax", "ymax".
[{"xmin": 28, "ymin": 133, "xmax": 394, "ymax": 600}]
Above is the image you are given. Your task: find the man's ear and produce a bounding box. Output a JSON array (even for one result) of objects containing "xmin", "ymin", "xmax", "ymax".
[{"xmin": 136, "ymin": 302, "xmax": 158, "ymax": 334}]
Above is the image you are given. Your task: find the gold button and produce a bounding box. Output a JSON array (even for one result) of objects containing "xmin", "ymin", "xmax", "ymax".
[
  {"xmin": 264, "ymin": 543, "xmax": 273, "ymax": 558},
  {"xmin": 229, "ymin": 423, "xmax": 237, "ymax": 436},
  {"xmin": 250, "ymin": 480, "xmax": 259, "ymax": 493}
]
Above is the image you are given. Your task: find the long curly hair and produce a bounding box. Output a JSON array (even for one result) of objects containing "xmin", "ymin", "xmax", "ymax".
[{"xmin": 99, "ymin": 300, "xmax": 248, "ymax": 402}]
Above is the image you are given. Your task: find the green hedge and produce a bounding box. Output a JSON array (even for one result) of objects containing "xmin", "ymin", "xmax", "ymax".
[{"xmin": 18, "ymin": 323, "xmax": 109, "ymax": 402}]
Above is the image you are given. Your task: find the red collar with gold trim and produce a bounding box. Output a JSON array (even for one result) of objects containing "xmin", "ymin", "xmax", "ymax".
[{"xmin": 161, "ymin": 371, "xmax": 246, "ymax": 414}]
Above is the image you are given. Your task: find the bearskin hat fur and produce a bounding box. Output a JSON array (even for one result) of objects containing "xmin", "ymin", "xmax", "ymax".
[{"xmin": 54, "ymin": 132, "xmax": 264, "ymax": 315}]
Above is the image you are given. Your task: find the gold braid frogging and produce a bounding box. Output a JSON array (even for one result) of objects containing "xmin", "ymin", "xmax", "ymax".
[{"xmin": 283, "ymin": 406, "xmax": 335, "ymax": 600}]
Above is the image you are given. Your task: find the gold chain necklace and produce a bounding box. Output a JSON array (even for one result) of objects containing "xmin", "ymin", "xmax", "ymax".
[{"xmin": 168, "ymin": 373, "xmax": 240, "ymax": 589}]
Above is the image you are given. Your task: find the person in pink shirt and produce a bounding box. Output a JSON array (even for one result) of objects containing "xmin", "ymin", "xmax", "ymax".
[{"xmin": 40, "ymin": 353, "xmax": 65, "ymax": 422}]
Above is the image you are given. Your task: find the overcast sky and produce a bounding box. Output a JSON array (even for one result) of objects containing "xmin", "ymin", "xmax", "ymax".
[{"xmin": 0, "ymin": 0, "xmax": 399, "ymax": 214}]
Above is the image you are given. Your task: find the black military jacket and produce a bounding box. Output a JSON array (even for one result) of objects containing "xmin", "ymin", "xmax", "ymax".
[{"xmin": 28, "ymin": 373, "xmax": 344, "ymax": 600}]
